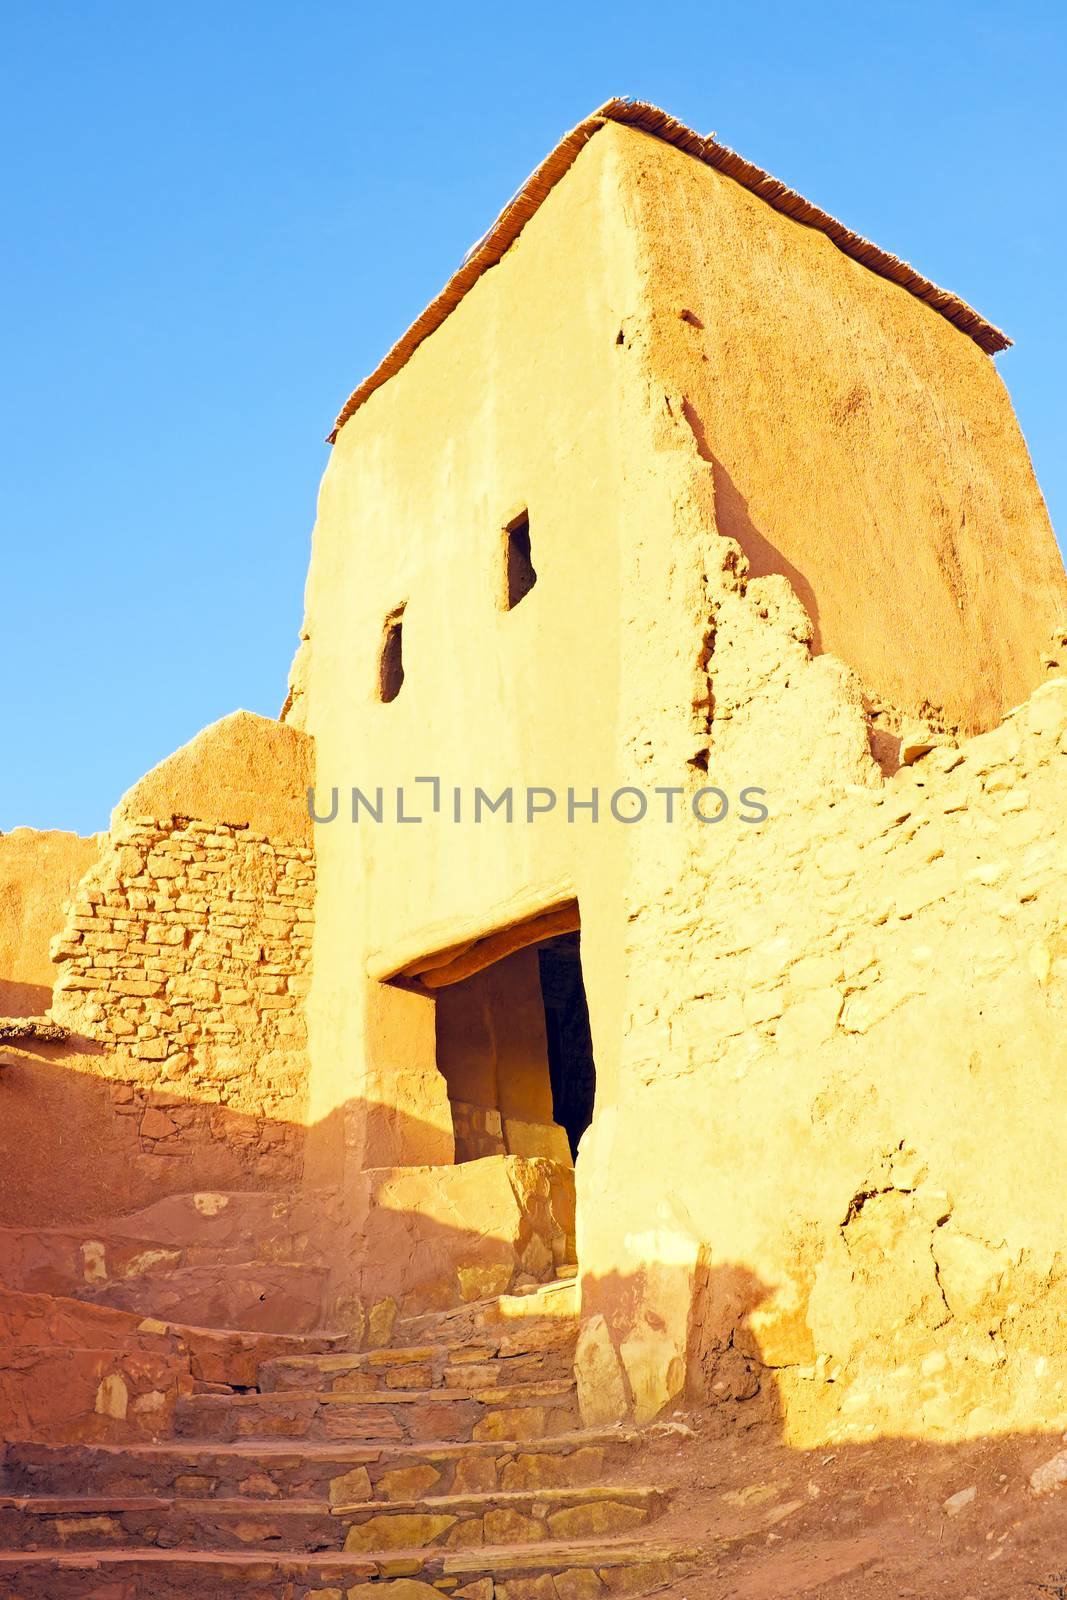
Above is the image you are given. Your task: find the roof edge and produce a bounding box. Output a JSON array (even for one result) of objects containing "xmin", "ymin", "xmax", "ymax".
[{"xmin": 328, "ymin": 98, "xmax": 1010, "ymax": 442}]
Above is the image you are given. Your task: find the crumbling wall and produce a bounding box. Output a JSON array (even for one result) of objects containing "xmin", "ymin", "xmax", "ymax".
[
  {"xmin": 570, "ymin": 132, "xmax": 1067, "ymax": 1446},
  {"xmin": 0, "ymin": 712, "xmax": 315, "ymax": 1225},
  {"xmin": 51, "ymin": 816, "xmax": 312, "ymax": 1122},
  {"xmin": 617, "ymin": 123, "xmax": 1067, "ymax": 736},
  {"xmin": 577, "ymin": 512, "xmax": 1067, "ymax": 1443}
]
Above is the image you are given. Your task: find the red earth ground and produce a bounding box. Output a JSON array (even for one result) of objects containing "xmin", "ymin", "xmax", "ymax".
[{"xmin": 625, "ymin": 1405, "xmax": 1067, "ymax": 1597}]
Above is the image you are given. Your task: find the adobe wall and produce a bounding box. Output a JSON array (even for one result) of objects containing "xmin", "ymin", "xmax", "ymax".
[
  {"xmin": 301, "ymin": 115, "xmax": 1067, "ymax": 1440},
  {"xmin": 294, "ymin": 120, "xmax": 653, "ymax": 1190},
  {"xmin": 616, "ymin": 123, "xmax": 1067, "ymax": 736},
  {"xmin": 0, "ymin": 829, "xmax": 102, "ymax": 1017},
  {"xmin": 563, "ymin": 131, "xmax": 1067, "ymax": 1446},
  {"xmin": 0, "ymin": 712, "xmax": 315, "ymax": 1226},
  {"xmin": 579, "ymin": 632, "xmax": 1067, "ymax": 1445},
  {"xmin": 298, "ymin": 117, "xmax": 1067, "ymax": 1199},
  {"xmin": 569, "ymin": 176, "xmax": 1067, "ymax": 1436}
]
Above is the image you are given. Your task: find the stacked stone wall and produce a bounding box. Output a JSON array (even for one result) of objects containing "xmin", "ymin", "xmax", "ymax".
[{"xmin": 50, "ymin": 817, "xmax": 313, "ymax": 1126}]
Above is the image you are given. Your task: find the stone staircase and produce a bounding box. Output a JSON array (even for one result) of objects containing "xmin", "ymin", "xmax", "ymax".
[
  {"xmin": 0, "ymin": 1189, "xmax": 341, "ymax": 1335},
  {"xmin": 0, "ymin": 1272, "xmax": 694, "ymax": 1597}
]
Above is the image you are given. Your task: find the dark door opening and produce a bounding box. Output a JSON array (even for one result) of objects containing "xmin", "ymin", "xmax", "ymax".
[{"xmin": 537, "ymin": 931, "xmax": 595, "ymax": 1159}]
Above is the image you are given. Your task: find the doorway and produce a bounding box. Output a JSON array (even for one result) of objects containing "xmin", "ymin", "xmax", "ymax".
[
  {"xmin": 434, "ymin": 927, "xmax": 596, "ymax": 1166},
  {"xmin": 536, "ymin": 931, "xmax": 595, "ymax": 1159}
]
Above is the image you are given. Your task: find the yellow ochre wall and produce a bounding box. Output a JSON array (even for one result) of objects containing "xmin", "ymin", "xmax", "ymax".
[
  {"xmin": 296, "ymin": 119, "xmax": 1067, "ymax": 1441},
  {"xmin": 624, "ymin": 126, "xmax": 1067, "ymax": 735},
  {"xmin": 297, "ymin": 123, "xmax": 652, "ymax": 1184}
]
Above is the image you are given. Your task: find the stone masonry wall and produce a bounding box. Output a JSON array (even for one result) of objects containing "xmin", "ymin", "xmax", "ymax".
[{"xmin": 50, "ymin": 816, "xmax": 313, "ymax": 1125}]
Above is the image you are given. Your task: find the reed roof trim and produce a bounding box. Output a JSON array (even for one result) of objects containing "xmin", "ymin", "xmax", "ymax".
[{"xmin": 329, "ymin": 98, "xmax": 1009, "ymax": 442}]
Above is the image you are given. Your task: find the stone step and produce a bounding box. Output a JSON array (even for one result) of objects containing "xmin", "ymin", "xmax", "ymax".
[
  {"xmin": 174, "ymin": 1321, "xmax": 348, "ymax": 1387},
  {"xmin": 173, "ymin": 1380, "xmax": 580, "ymax": 1444},
  {"xmin": 80, "ymin": 1260, "xmax": 332, "ymax": 1335},
  {"xmin": 0, "ymin": 1188, "xmax": 338, "ymax": 1301},
  {"xmin": 260, "ymin": 1338, "xmax": 575, "ymax": 1395},
  {"xmin": 397, "ymin": 1277, "xmax": 579, "ymax": 1346},
  {"xmin": 0, "ymin": 1535, "xmax": 691, "ymax": 1597},
  {"xmin": 336, "ymin": 1483, "xmax": 667, "ymax": 1551},
  {"xmin": 2, "ymin": 1429, "xmax": 637, "ymax": 1502},
  {"xmin": 0, "ymin": 1483, "xmax": 667, "ymax": 1552},
  {"xmin": 0, "ymin": 1494, "xmax": 335, "ymax": 1553},
  {"xmin": 0, "ymin": 1228, "xmax": 315, "ymax": 1294}
]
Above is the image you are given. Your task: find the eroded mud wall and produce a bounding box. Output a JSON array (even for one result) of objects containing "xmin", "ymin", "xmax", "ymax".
[
  {"xmin": 0, "ymin": 830, "xmax": 102, "ymax": 1017},
  {"xmin": 0, "ymin": 713, "xmax": 315, "ymax": 1225},
  {"xmin": 619, "ymin": 123, "xmax": 1067, "ymax": 736}
]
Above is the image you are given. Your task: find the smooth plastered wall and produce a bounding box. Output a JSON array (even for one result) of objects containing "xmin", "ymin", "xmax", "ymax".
[{"xmin": 0, "ymin": 829, "xmax": 102, "ymax": 1017}]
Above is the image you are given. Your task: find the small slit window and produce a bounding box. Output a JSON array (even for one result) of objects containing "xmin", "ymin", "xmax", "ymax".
[
  {"xmin": 503, "ymin": 512, "xmax": 537, "ymax": 610},
  {"xmin": 378, "ymin": 606, "xmax": 406, "ymax": 703}
]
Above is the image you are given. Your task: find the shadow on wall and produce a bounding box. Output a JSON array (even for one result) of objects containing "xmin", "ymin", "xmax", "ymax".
[
  {"xmin": 681, "ymin": 397, "xmax": 824, "ymax": 654},
  {"xmin": 0, "ymin": 980, "xmax": 53, "ymax": 1019},
  {"xmin": 6, "ymin": 1061, "xmax": 1067, "ymax": 1600},
  {"xmin": 580, "ymin": 1263, "xmax": 1067, "ymax": 1598},
  {"xmin": 3, "ymin": 1021, "xmax": 543, "ymax": 1262},
  {"xmin": 0, "ymin": 1037, "xmax": 307, "ymax": 1229},
  {"xmin": 0, "ymin": 1044, "xmax": 575, "ymax": 1342}
]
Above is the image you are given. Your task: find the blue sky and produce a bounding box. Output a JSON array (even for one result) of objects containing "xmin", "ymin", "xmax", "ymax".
[{"xmin": 2, "ymin": 2, "xmax": 1064, "ymax": 834}]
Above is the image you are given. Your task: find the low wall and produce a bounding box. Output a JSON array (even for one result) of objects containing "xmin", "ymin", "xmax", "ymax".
[
  {"xmin": 0, "ymin": 829, "xmax": 101, "ymax": 1017},
  {"xmin": 0, "ymin": 712, "xmax": 316, "ymax": 1226}
]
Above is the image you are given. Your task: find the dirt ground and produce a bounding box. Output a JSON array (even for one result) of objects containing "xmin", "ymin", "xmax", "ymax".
[{"xmin": 627, "ymin": 1405, "xmax": 1067, "ymax": 1597}]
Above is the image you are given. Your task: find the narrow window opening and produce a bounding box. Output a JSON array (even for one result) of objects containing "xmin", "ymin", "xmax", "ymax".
[
  {"xmin": 503, "ymin": 512, "xmax": 537, "ymax": 610},
  {"xmin": 378, "ymin": 606, "xmax": 405, "ymax": 702}
]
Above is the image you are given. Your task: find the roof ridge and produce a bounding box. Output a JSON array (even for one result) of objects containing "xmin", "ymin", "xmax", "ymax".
[{"xmin": 328, "ymin": 99, "xmax": 1008, "ymax": 442}]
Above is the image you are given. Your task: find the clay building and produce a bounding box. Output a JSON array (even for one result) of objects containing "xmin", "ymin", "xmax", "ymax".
[{"xmin": 2, "ymin": 99, "xmax": 1067, "ymax": 1595}]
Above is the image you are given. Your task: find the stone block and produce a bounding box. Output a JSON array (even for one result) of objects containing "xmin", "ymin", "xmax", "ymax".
[
  {"xmin": 472, "ymin": 1406, "xmax": 548, "ymax": 1442},
  {"xmin": 328, "ymin": 1467, "xmax": 373, "ymax": 1506},
  {"xmin": 575, "ymin": 1314, "xmax": 628, "ymax": 1427},
  {"xmin": 548, "ymin": 1501, "xmax": 648, "ymax": 1538},
  {"xmin": 482, "ymin": 1506, "xmax": 546, "ymax": 1544},
  {"xmin": 458, "ymin": 1263, "xmax": 515, "ymax": 1303},
  {"xmin": 553, "ymin": 1572, "xmax": 607, "ymax": 1600},
  {"xmin": 499, "ymin": 1578, "xmax": 557, "ymax": 1600},
  {"xmin": 94, "ymin": 1373, "xmax": 128, "ymax": 1420},
  {"xmin": 378, "ymin": 1463, "xmax": 442, "ymax": 1501},
  {"xmin": 452, "ymin": 1454, "xmax": 498, "ymax": 1493},
  {"xmin": 345, "ymin": 1584, "xmax": 441, "ymax": 1600},
  {"xmin": 504, "ymin": 1118, "xmax": 573, "ymax": 1165},
  {"xmin": 445, "ymin": 1515, "xmax": 485, "ymax": 1547},
  {"xmin": 344, "ymin": 1512, "xmax": 458, "ymax": 1552}
]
